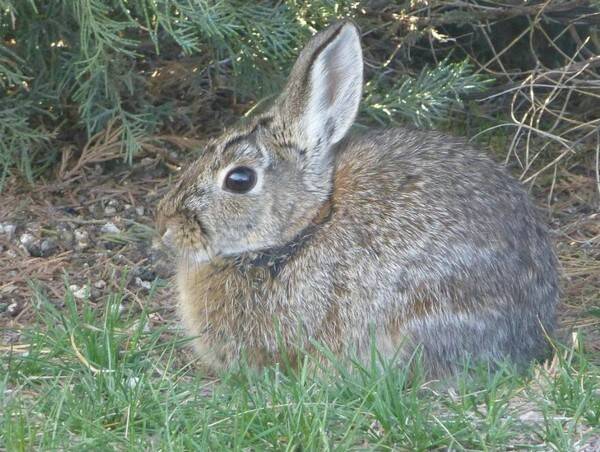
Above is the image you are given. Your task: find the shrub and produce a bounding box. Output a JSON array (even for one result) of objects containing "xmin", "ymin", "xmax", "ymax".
[{"xmin": 1, "ymin": 1, "xmax": 598, "ymax": 189}]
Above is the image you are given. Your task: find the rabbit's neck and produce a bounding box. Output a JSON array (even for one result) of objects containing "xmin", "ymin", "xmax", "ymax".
[{"xmin": 234, "ymin": 199, "xmax": 333, "ymax": 276}]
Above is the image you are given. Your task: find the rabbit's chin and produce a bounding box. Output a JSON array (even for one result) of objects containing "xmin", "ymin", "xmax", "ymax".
[
  {"xmin": 178, "ymin": 234, "xmax": 291, "ymax": 265},
  {"xmin": 179, "ymin": 243, "xmax": 254, "ymax": 266},
  {"xmin": 177, "ymin": 247, "xmax": 211, "ymax": 266}
]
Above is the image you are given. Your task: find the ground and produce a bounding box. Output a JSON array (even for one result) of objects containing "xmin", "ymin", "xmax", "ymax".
[{"xmin": 0, "ymin": 137, "xmax": 598, "ymax": 449}]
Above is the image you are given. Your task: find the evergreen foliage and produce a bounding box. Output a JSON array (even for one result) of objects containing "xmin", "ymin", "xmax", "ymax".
[
  {"xmin": 364, "ymin": 58, "xmax": 491, "ymax": 128},
  {"xmin": 0, "ymin": 1, "xmax": 598, "ymax": 186}
]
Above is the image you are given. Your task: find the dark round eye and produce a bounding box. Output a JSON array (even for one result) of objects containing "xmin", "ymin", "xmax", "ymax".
[{"xmin": 224, "ymin": 166, "xmax": 257, "ymax": 193}]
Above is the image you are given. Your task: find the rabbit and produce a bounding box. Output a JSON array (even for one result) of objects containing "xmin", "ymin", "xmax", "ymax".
[{"xmin": 157, "ymin": 21, "xmax": 559, "ymax": 377}]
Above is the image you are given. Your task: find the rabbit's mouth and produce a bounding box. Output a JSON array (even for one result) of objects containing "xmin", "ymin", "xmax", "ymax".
[
  {"xmin": 160, "ymin": 217, "xmax": 216, "ymax": 265},
  {"xmin": 162, "ymin": 222, "xmax": 255, "ymax": 265},
  {"xmin": 181, "ymin": 246, "xmax": 213, "ymax": 265},
  {"xmin": 173, "ymin": 239, "xmax": 216, "ymax": 266}
]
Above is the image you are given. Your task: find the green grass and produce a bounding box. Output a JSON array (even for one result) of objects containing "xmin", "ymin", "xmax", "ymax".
[{"xmin": 1, "ymin": 286, "xmax": 598, "ymax": 450}]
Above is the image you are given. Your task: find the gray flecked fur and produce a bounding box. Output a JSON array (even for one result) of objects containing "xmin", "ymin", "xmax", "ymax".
[{"xmin": 157, "ymin": 21, "xmax": 559, "ymax": 377}]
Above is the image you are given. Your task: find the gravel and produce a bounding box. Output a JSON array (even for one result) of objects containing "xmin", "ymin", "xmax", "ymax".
[
  {"xmin": 100, "ymin": 222, "xmax": 121, "ymax": 234},
  {"xmin": 135, "ymin": 277, "xmax": 152, "ymax": 290},
  {"xmin": 40, "ymin": 238, "xmax": 58, "ymax": 257},
  {"xmin": 7, "ymin": 301, "xmax": 22, "ymax": 317},
  {"xmin": 0, "ymin": 222, "xmax": 17, "ymax": 239},
  {"xmin": 19, "ymin": 232, "xmax": 41, "ymax": 257},
  {"xmin": 74, "ymin": 228, "xmax": 90, "ymax": 250},
  {"xmin": 69, "ymin": 284, "xmax": 89, "ymax": 300}
]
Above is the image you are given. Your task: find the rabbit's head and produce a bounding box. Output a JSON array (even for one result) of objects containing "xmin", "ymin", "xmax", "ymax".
[{"xmin": 157, "ymin": 21, "xmax": 363, "ymax": 263}]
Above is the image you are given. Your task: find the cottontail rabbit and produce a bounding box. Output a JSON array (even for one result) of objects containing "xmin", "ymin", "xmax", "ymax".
[{"xmin": 157, "ymin": 21, "xmax": 558, "ymax": 376}]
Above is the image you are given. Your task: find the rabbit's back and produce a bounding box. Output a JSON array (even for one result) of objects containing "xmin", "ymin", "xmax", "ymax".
[{"xmin": 322, "ymin": 127, "xmax": 559, "ymax": 374}]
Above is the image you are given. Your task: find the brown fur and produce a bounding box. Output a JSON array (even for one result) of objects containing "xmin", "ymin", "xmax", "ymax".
[{"xmin": 157, "ymin": 21, "xmax": 558, "ymax": 376}]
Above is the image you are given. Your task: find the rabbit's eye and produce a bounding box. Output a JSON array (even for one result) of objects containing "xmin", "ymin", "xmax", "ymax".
[{"xmin": 224, "ymin": 166, "xmax": 257, "ymax": 194}]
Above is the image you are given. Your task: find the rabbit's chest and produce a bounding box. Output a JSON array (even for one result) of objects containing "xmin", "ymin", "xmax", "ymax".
[
  {"xmin": 176, "ymin": 260, "xmax": 320, "ymax": 368},
  {"xmin": 176, "ymin": 260, "xmax": 299, "ymax": 333}
]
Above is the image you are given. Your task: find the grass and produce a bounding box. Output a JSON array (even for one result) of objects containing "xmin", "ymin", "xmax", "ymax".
[{"xmin": 1, "ymin": 284, "xmax": 598, "ymax": 450}]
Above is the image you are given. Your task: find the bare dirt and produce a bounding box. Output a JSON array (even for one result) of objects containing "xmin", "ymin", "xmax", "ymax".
[{"xmin": 0, "ymin": 157, "xmax": 177, "ymax": 344}]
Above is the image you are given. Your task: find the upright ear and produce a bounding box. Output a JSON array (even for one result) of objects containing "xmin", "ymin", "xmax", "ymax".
[{"xmin": 277, "ymin": 21, "xmax": 363, "ymax": 159}]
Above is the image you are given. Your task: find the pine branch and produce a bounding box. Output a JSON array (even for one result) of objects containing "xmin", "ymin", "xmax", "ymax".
[{"xmin": 363, "ymin": 59, "xmax": 493, "ymax": 128}]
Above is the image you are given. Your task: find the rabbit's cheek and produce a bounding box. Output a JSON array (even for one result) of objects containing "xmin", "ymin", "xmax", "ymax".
[
  {"xmin": 180, "ymin": 224, "xmax": 208, "ymax": 250},
  {"xmin": 161, "ymin": 215, "xmax": 210, "ymax": 254}
]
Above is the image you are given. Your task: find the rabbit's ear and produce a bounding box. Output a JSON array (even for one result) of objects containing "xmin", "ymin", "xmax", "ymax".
[{"xmin": 279, "ymin": 21, "xmax": 363, "ymax": 160}]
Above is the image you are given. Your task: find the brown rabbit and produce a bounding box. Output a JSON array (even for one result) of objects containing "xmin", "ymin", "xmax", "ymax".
[{"xmin": 157, "ymin": 21, "xmax": 559, "ymax": 376}]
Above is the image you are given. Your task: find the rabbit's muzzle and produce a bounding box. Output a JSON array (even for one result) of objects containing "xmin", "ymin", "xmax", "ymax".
[
  {"xmin": 158, "ymin": 214, "xmax": 208, "ymax": 250},
  {"xmin": 157, "ymin": 189, "xmax": 211, "ymax": 259}
]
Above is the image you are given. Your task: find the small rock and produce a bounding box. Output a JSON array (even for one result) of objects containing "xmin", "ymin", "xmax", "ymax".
[
  {"xmin": 135, "ymin": 206, "xmax": 145, "ymax": 216},
  {"xmin": 40, "ymin": 238, "xmax": 58, "ymax": 257},
  {"xmin": 136, "ymin": 267, "xmax": 156, "ymax": 281},
  {"xmin": 122, "ymin": 206, "xmax": 137, "ymax": 219},
  {"xmin": 74, "ymin": 228, "xmax": 89, "ymax": 249},
  {"xmin": 26, "ymin": 245, "xmax": 43, "ymax": 257},
  {"xmin": 0, "ymin": 222, "xmax": 17, "ymax": 239},
  {"xmin": 59, "ymin": 230, "xmax": 75, "ymax": 246},
  {"xmin": 19, "ymin": 232, "xmax": 36, "ymax": 247},
  {"xmin": 74, "ymin": 228, "xmax": 88, "ymax": 241},
  {"xmin": 518, "ymin": 410, "xmax": 544, "ymax": 423},
  {"xmin": 114, "ymin": 254, "xmax": 126, "ymax": 262},
  {"xmin": 104, "ymin": 199, "xmax": 120, "ymax": 216},
  {"xmin": 6, "ymin": 250, "xmax": 17, "ymax": 258},
  {"xmin": 19, "ymin": 233, "xmax": 41, "ymax": 257},
  {"xmin": 69, "ymin": 284, "xmax": 89, "ymax": 300},
  {"xmin": 135, "ymin": 277, "xmax": 152, "ymax": 290},
  {"xmin": 100, "ymin": 222, "xmax": 121, "ymax": 234},
  {"xmin": 94, "ymin": 280, "xmax": 107, "ymax": 289},
  {"xmin": 7, "ymin": 302, "xmax": 22, "ymax": 317}
]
